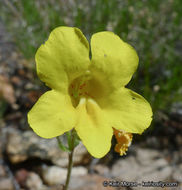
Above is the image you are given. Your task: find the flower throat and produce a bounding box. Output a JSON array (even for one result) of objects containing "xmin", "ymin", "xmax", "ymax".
[{"xmin": 68, "ymin": 71, "xmax": 92, "ymax": 107}]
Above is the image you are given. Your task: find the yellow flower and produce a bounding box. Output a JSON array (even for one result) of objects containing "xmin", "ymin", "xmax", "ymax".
[{"xmin": 28, "ymin": 27, "xmax": 152, "ymax": 158}]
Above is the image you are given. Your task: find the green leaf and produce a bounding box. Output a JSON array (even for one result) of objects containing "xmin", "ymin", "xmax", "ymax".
[{"xmin": 56, "ymin": 137, "xmax": 70, "ymax": 153}]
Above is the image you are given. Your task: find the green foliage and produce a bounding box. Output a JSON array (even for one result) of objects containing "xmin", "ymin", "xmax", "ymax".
[
  {"xmin": 0, "ymin": 100, "xmax": 8, "ymax": 119},
  {"xmin": 56, "ymin": 130, "xmax": 80, "ymax": 152},
  {"xmin": 0, "ymin": 0, "xmax": 182, "ymax": 121}
]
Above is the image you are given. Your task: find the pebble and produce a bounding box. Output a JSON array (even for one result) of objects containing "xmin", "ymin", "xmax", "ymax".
[
  {"xmin": 172, "ymin": 164, "xmax": 182, "ymax": 183},
  {"xmin": 93, "ymin": 164, "xmax": 110, "ymax": 177},
  {"xmin": 0, "ymin": 178, "xmax": 13, "ymax": 190},
  {"xmin": 111, "ymin": 148, "xmax": 173, "ymax": 190},
  {"xmin": 42, "ymin": 165, "xmax": 88, "ymax": 186},
  {"xmin": 25, "ymin": 172, "xmax": 44, "ymax": 190},
  {"xmin": 0, "ymin": 165, "xmax": 6, "ymax": 177},
  {"xmin": 69, "ymin": 174, "xmax": 115, "ymax": 190}
]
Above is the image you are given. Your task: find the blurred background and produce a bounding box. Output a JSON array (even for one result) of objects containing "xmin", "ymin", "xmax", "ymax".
[{"xmin": 0, "ymin": 0, "xmax": 182, "ymax": 189}]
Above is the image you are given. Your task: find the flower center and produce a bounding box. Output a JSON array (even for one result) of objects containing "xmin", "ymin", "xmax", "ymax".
[
  {"xmin": 69, "ymin": 71, "xmax": 93, "ymax": 107},
  {"xmin": 68, "ymin": 70, "xmax": 108, "ymax": 108}
]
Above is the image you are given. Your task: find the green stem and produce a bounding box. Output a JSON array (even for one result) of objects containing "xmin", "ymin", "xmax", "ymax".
[{"xmin": 64, "ymin": 131, "xmax": 76, "ymax": 190}]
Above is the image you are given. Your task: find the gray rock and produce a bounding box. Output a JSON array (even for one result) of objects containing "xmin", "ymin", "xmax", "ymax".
[
  {"xmin": 25, "ymin": 172, "xmax": 44, "ymax": 190},
  {"xmin": 93, "ymin": 164, "xmax": 110, "ymax": 177},
  {"xmin": 172, "ymin": 164, "xmax": 182, "ymax": 183},
  {"xmin": 111, "ymin": 156, "xmax": 140, "ymax": 180},
  {"xmin": 6, "ymin": 128, "xmax": 89, "ymax": 167},
  {"xmin": 0, "ymin": 165, "xmax": 6, "ymax": 177},
  {"xmin": 111, "ymin": 148, "xmax": 173, "ymax": 190},
  {"xmin": 42, "ymin": 165, "xmax": 88, "ymax": 186},
  {"xmin": 0, "ymin": 178, "xmax": 13, "ymax": 190},
  {"xmin": 69, "ymin": 174, "xmax": 115, "ymax": 190},
  {"xmin": 39, "ymin": 174, "xmax": 116, "ymax": 190},
  {"xmin": 0, "ymin": 161, "xmax": 15, "ymax": 190},
  {"xmin": 135, "ymin": 148, "xmax": 162, "ymax": 165},
  {"xmin": 42, "ymin": 166, "xmax": 67, "ymax": 186}
]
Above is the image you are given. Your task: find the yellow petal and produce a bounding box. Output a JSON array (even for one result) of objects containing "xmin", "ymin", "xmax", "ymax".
[
  {"xmin": 28, "ymin": 90, "xmax": 76, "ymax": 138},
  {"xmin": 75, "ymin": 98, "xmax": 113, "ymax": 158},
  {"xmin": 90, "ymin": 31, "xmax": 138, "ymax": 91},
  {"xmin": 36, "ymin": 27, "xmax": 90, "ymax": 93},
  {"xmin": 100, "ymin": 88, "xmax": 152, "ymax": 134}
]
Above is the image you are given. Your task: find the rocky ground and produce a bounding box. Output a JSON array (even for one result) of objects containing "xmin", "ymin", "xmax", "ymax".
[{"xmin": 0, "ymin": 19, "xmax": 182, "ymax": 190}]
